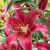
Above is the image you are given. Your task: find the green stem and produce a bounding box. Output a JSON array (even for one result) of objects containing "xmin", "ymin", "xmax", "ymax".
[
  {"xmin": 35, "ymin": 32, "xmax": 41, "ymax": 50},
  {"xmin": 35, "ymin": 32, "xmax": 38, "ymax": 42},
  {"xmin": 34, "ymin": 0, "xmax": 36, "ymax": 3},
  {"xmin": 7, "ymin": 0, "xmax": 9, "ymax": 6}
]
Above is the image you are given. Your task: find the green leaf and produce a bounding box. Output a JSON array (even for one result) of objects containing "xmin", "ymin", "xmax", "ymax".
[
  {"xmin": 21, "ymin": 47, "xmax": 23, "ymax": 50},
  {"xmin": 3, "ymin": 0, "xmax": 6, "ymax": 3},
  {"xmin": 37, "ymin": 31, "xmax": 44, "ymax": 41},
  {"xmin": 36, "ymin": 17, "xmax": 48, "ymax": 25},
  {"xmin": 11, "ymin": 13, "xmax": 15, "ymax": 17},
  {"xmin": 0, "ymin": 27, "xmax": 6, "ymax": 30},
  {"xmin": 7, "ymin": 0, "xmax": 16, "ymax": 11},
  {"xmin": 15, "ymin": 1, "xmax": 37, "ymax": 8},
  {"xmin": 44, "ymin": 12, "xmax": 50, "ymax": 17},
  {"xmin": 47, "ymin": 24, "xmax": 50, "ymax": 35},
  {"xmin": 36, "ymin": 17, "xmax": 50, "ymax": 35}
]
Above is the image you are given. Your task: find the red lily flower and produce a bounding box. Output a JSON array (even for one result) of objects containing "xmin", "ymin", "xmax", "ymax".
[
  {"xmin": 2, "ymin": 23, "xmax": 10, "ymax": 37},
  {"xmin": 46, "ymin": 16, "xmax": 50, "ymax": 24},
  {"xmin": 34, "ymin": 42, "xmax": 50, "ymax": 50},
  {"xmin": 0, "ymin": 9, "xmax": 3, "ymax": 12},
  {"xmin": 5, "ymin": 8, "xmax": 48, "ymax": 50},
  {"xmin": 1, "ymin": 12, "xmax": 9, "ymax": 21},
  {"xmin": 0, "ymin": 40, "xmax": 21, "ymax": 50},
  {"xmin": 1, "ymin": 5, "xmax": 7, "ymax": 11},
  {"xmin": 38, "ymin": 0, "xmax": 48, "ymax": 11},
  {"xmin": 42, "ymin": 31, "xmax": 49, "ymax": 39},
  {"xmin": 14, "ymin": 3, "xmax": 23, "ymax": 8},
  {"xmin": 0, "ymin": 5, "xmax": 9, "ymax": 21}
]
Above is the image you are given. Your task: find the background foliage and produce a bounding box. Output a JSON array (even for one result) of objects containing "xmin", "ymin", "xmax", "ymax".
[{"xmin": 0, "ymin": 0, "xmax": 50, "ymax": 50}]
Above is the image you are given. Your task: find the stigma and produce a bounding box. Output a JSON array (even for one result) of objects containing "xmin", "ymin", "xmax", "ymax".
[{"xmin": 20, "ymin": 25, "xmax": 28, "ymax": 35}]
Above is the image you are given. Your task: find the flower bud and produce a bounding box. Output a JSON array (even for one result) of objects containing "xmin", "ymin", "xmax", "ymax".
[{"xmin": 38, "ymin": 0, "xmax": 48, "ymax": 11}]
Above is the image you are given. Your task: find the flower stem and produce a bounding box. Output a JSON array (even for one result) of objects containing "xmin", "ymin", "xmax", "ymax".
[
  {"xmin": 35, "ymin": 32, "xmax": 38, "ymax": 42},
  {"xmin": 35, "ymin": 32, "xmax": 41, "ymax": 50},
  {"xmin": 34, "ymin": 0, "xmax": 36, "ymax": 3}
]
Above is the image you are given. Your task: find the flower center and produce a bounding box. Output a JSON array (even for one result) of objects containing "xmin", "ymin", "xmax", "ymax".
[{"xmin": 20, "ymin": 25, "xmax": 28, "ymax": 35}]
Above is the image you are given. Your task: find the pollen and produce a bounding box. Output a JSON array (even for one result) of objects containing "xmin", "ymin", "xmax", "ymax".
[{"xmin": 21, "ymin": 25, "xmax": 28, "ymax": 35}]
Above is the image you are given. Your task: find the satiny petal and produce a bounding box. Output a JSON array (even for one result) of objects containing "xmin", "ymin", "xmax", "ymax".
[
  {"xmin": 3, "ymin": 23, "xmax": 10, "ymax": 37},
  {"xmin": 5, "ymin": 32, "xmax": 22, "ymax": 45},
  {"xmin": 0, "ymin": 9, "xmax": 3, "ymax": 12},
  {"xmin": 24, "ymin": 9, "xmax": 41, "ymax": 28},
  {"xmin": 3, "ymin": 28, "xmax": 10, "ymax": 37},
  {"xmin": 5, "ymin": 17, "xmax": 20, "ymax": 31},
  {"xmin": 46, "ymin": 16, "xmax": 50, "ymax": 24},
  {"xmin": 0, "ymin": 43, "xmax": 7, "ymax": 50},
  {"xmin": 14, "ymin": 3, "xmax": 23, "ymax": 8},
  {"xmin": 16, "ymin": 44, "xmax": 21, "ymax": 50},
  {"xmin": 34, "ymin": 42, "xmax": 50, "ymax": 50},
  {"xmin": 1, "ymin": 12, "xmax": 9, "ymax": 21},
  {"xmin": 42, "ymin": 31, "xmax": 49, "ymax": 39},
  {"xmin": 15, "ymin": 8, "xmax": 25, "ymax": 23},
  {"xmin": 19, "ymin": 30, "xmax": 32, "ymax": 50},
  {"xmin": 33, "ymin": 23, "xmax": 48, "ymax": 31},
  {"xmin": 1, "ymin": 5, "xmax": 7, "ymax": 11}
]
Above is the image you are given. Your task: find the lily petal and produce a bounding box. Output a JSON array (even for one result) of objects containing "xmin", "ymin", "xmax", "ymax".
[
  {"xmin": 5, "ymin": 32, "xmax": 22, "ymax": 45},
  {"xmin": 19, "ymin": 30, "xmax": 32, "ymax": 50},
  {"xmin": 42, "ymin": 31, "xmax": 49, "ymax": 39},
  {"xmin": 1, "ymin": 5, "xmax": 7, "ymax": 11},
  {"xmin": 5, "ymin": 17, "xmax": 20, "ymax": 31},
  {"xmin": 15, "ymin": 8, "xmax": 25, "ymax": 23},
  {"xmin": 14, "ymin": 3, "xmax": 23, "ymax": 8},
  {"xmin": 0, "ymin": 43, "xmax": 7, "ymax": 50},
  {"xmin": 24, "ymin": 9, "xmax": 41, "ymax": 27},
  {"xmin": 30, "ymin": 23, "xmax": 48, "ymax": 32},
  {"xmin": 46, "ymin": 16, "xmax": 50, "ymax": 24},
  {"xmin": 0, "ymin": 9, "xmax": 3, "ymax": 12},
  {"xmin": 34, "ymin": 23, "xmax": 48, "ymax": 31},
  {"xmin": 34, "ymin": 42, "xmax": 50, "ymax": 50},
  {"xmin": 3, "ymin": 28, "xmax": 10, "ymax": 37},
  {"xmin": 1, "ymin": 12, "xmax": 9, "ymax": 21},
  {"xmin": 3, "ymin": 23, "xmax": 10, "ymax": 37},
  {"xmin": 17, "ymin": 44, "xmax": 21, "ymax": 50}
]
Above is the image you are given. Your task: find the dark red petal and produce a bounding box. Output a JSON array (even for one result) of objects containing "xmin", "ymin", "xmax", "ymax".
[
  {"xmin": 38, "ymin": 0, "xmax": 48, "ymax": 11},
  {"xmin": 19, "ymin": 30, "xmax": 32, "ymax": 50},
  {"xmin": 3, "ymin": 23, "xmax": 10, "ymax": 37},
  {"xmin": 46, "ymin": 16, "xmax": 50, "ymax": 24},
  {"xmin": 25, "ymin": 3, "xmax": 34, "ymax": 11},
  {"xmin": 17, "ymin": 44, "xmax": 21, "ymax": 50},
  {"xmin": 24, "ymin": 9, "xmax": 41, "ymax": 28},
  {"xmin": 1, "ymin": 5, "xmax": 7, "ymax": 11},
  {"xmin": 0, "ymin": 9, "xmax": 3, "ymax": 12},
  {"xmin": 14, "ymin": 3, "xmax": 23, "ymax": 8},
  {"xmin": 34, "ymin": 23, "xmax": 48, "ymax": 31},
  {"xmin": 5, "ymin": 32, "xmax": 22, "ymax": 45},
  {"xmin": 5, "ymin": 17, "xmax": 20, "ymax": 31},
  {"xmin": 30, "ymin": 23, "xmax": 48, "ymax": 32},
  {"xmin": 34, "ymin": 42, "xmax": 50, "ymax": 50},
  {"xmin": 0, "ymin": 43, "xmax": 7, "ymax": 50},
  {"xmin": 1, "ymin": 12, "xmax": 9, "ymax": 21},
  {"xmin": 3, "ymin": 28, "xmax": 10, "ymax": 37},
  {"xmin": 15, "ymin": 8, "xmax": 25, "ymax": 23},
  {"xmin": 42, "ymin": 31, "xmax": 49, "ymax": 39}
]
